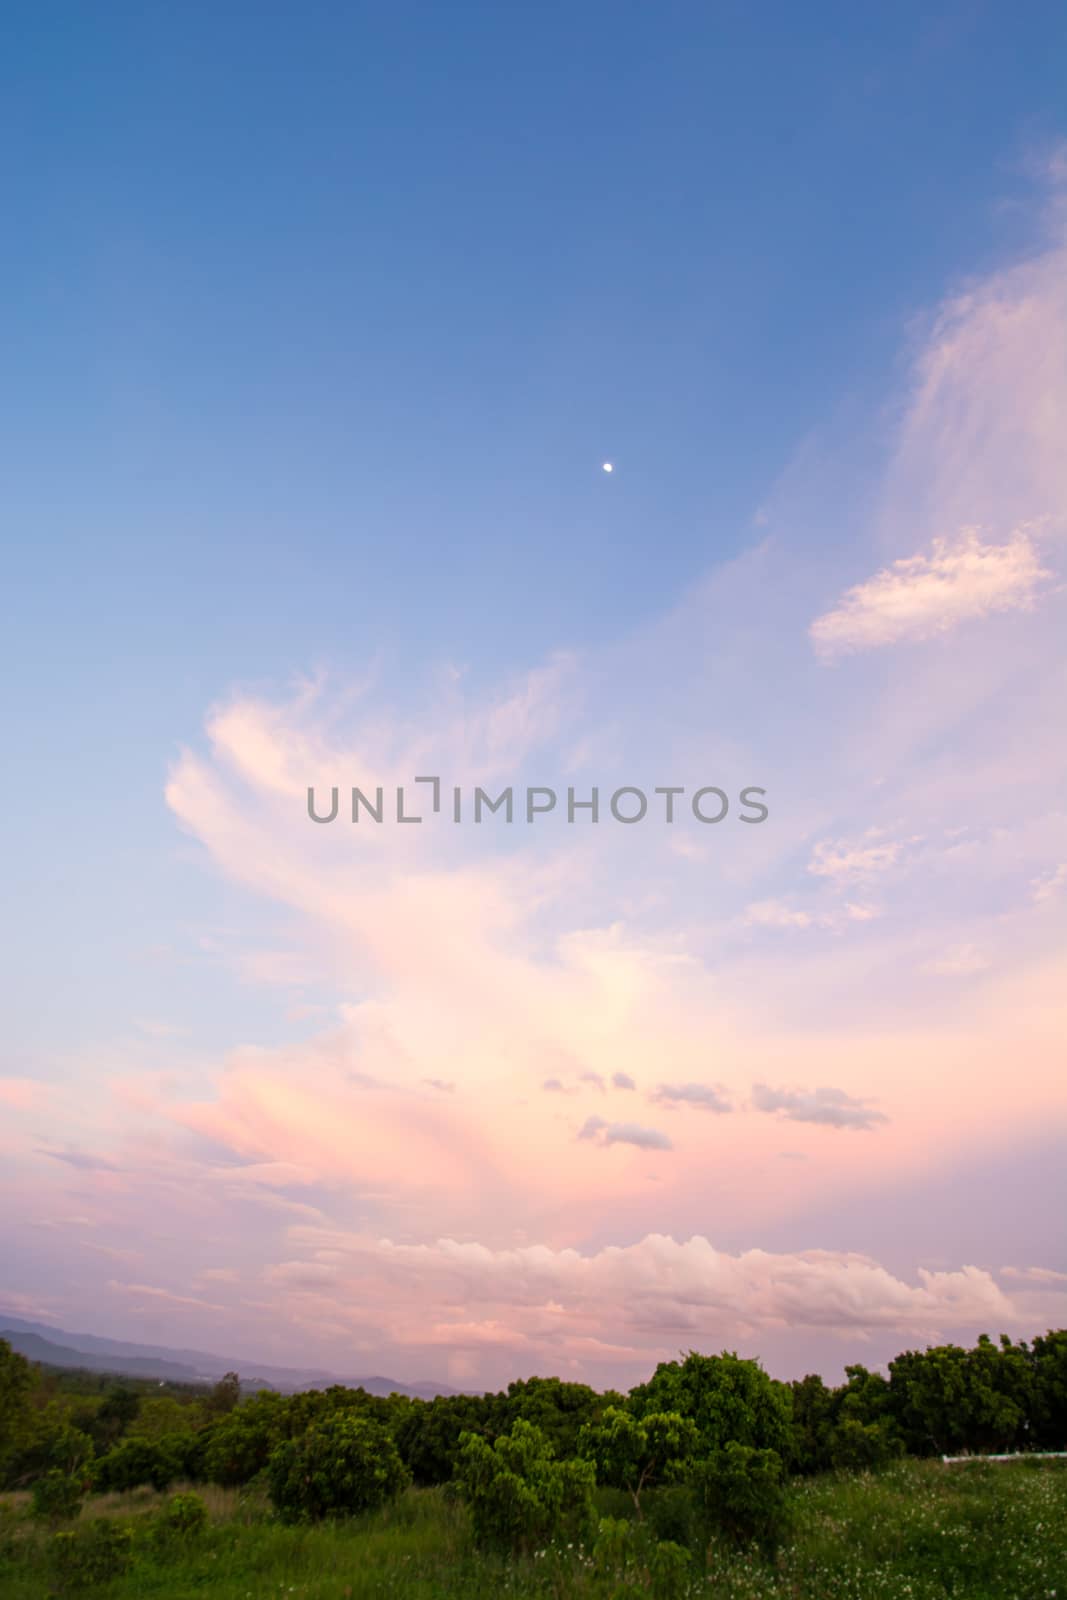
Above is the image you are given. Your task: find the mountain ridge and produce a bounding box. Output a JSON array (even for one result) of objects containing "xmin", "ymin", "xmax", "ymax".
[{"xmin": 0, "ymin": 1315, "xmax": 460, "ymax": 1399}]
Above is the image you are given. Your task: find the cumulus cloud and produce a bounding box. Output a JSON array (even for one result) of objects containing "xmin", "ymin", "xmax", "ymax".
[
  {"xmin": 277, "ymin": 1229, "xmax": 1024, "ymax": 1357},
  {"xmin": 810, "ymin": 526, "xmax": 1052, "ymax": 660},
  {"xmin": 751, "ymin": 1084, "xmax": 888, "ymax": 1131},
  {"xmin": 650, "ymin": 1083, "xmax": 732, "ymax": 1114},
  {"xmin": 612, "ymin": 1071, "xmax": 637, "ymax": 1090},
  {"xmin": 578, "ymin": 1116, "xmax": 672, "ymax": 1150}
]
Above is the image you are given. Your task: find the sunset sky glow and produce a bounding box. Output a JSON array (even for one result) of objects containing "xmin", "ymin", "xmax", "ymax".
[{"xmin": 2, "ymin": 3, "xmax": 1066, "ymax": 1391}]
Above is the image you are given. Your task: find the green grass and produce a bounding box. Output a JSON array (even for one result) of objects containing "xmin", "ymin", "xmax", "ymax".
[{"xmin": 1, "ymin": 1459, "xmax": 1065, "ymax": 1598}]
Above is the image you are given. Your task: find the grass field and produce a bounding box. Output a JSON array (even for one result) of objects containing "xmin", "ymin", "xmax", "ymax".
[{"xmin": 2, "ymin": 1458, "xmax": 1065, "ymax": 1599}]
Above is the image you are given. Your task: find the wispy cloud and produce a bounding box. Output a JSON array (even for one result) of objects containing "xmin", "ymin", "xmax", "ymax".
[
  {"xmin": 810, "ymin": 526, "xmax": 1053, "ymax": 660},
  {"xmin": 1031, "ymin": 863, "xmax": 1067, "ymax": 903},
  {"xmin": 649, "ymin": 1083, "xmax": 732, "ymax": 1113},
  {"xmin": 922, "ymin": 945, "xmax": 990, "ymax": 977}
]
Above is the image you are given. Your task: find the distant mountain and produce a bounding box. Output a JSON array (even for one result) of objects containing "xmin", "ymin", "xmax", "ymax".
[
  {"xmin": 3, "ymin": 1329, "xmax": 199, "ymax": 1382},
  {"xmin": 0, "ymin": 1315, "xmax": 459, "ymax": 1398}
]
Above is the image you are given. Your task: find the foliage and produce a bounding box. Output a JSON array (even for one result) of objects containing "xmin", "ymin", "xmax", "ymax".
[
  {"xmin": 0, "ymin": 1457, "xmax": 1060, "ymax": 1599},
  {"xmin": 30, "ymin": 1469, "xmax": 85, "ymax": 1522},
  {"xmin": 50, "ymin": 1518, "xmax": 134, "ymax": 1589},
  {"xmin": 127, "ymin": 1395, "xmax": 199, "ymax": 1441},
  {"xmin": 0, "ymin": 1340, "xmax": 38, "ymax": 1484},
  {"xmin": 630, "ymin": 1350, "xmax": 794, "ymax": 1461},
  {"xmin": 203, "ymin": 1371, "xmax": 242, "ymax": 1419},
  {"xmin": 690, "ymin": 1440, "xmax": 790, "ymax": 1550},
  {"xmin": 162, "ymin": 1490, "xmax": 208, "ymax": 1534},
  {"xmin": 393, "ymin": 1393, "xmax": 492, "ymax": 1486},
  {"xmin": 578, "ymin": 1406, "xmax": 697, "ymax": 1515},
  {"xmin": 456, "ymin": 1417, "xmax": 596, "ymax": 1555},
  {"xmin": 1032, "ymin": 1328, "xmax": 1067, "ymax": 1447},
  {"xmin": 267, "ymin": 1409, "xmax": 410, "ymax": 1522},
  {"xmin": 85, "ymin": 1385, "xmax": 141, "ymax": 1454},
  {"xmin": 201, "ymin": 1399, "xmax": 285, "ymax": 1485},
  {"xmin": 491, "ymin": 1376, "xmax": 609, "ymax": 1460},
  {"xmin": 888, "ymin": 1337, "xmax": 1032, "ymax": 1455},
  {"xmin": 92, "ymin": 1435, "xmax": 184, "ymax": 1492}
]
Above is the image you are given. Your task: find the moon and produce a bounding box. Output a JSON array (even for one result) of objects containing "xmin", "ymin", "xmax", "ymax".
[{"xmin": 602, "ymin": 462, "xmax": 614, "ymax": 473}]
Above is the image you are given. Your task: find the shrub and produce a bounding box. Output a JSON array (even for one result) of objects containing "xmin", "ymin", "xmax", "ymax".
[
  {"xmin": 691, "ymin": 1441, "xmax": 790, "ymax": 1550},
  {"xmin": 202, "ymin": 1412, "xmax": 279, "ymax": 1485},
  {"xmin": 578, "ymin": 1407, "xmax": 697, "ymax": 1517},
  {"xmin": 830, "ymin": 1416, "xmax": 902, "ymax": 1471},
  {"xmin": 644, "ymin": 1482, "xmax": 699, "ymax": 1550},
  {"xmin": 31, "ymin": 1469, "xmax": 85, "ymax": 1523},
  {"xmin": 647, "ymin": 1537, "xmax": 692, "ymax": 1600},
  {"xmin": 92, "ymin": 1436, "xmax": 182, "ymax": 1492},
  {"xmin": 591, "ymin": 1516, "xmax": 692, "ymax": 1599},
  {"xmin": 159, "ymin": 1490, "xmax": 208, "ymax": 1535},
  {"xmin": 267, "ymin": 1411, "xmax": 410, "ymax": 1522},
  {"xmin": 51, "ymin": 1518, "xmax": 134, "ymax": 1589},
  {"xmin": 456, "ymin": 1418, "xmax": 596, "ymax": 1555}
]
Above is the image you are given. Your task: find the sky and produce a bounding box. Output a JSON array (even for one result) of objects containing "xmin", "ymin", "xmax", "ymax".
[{"xmin": 2, "ymin": 2, "xmax": 1066, "ymax": 1391}]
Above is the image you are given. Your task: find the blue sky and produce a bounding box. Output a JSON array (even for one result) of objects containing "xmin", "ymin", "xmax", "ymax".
[{"xmin": 2, "ymin": 3, "xmax": 1067, "ymax": 1382}]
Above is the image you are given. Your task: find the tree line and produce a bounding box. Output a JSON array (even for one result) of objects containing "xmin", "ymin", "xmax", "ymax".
[{"xmin": 2, "ymin": 1329, "xmax": 1065, "ymax": 1556}]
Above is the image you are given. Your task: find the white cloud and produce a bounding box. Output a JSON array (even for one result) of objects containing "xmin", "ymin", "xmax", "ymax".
[
  {"xmin": 282, "ymin": 1228, "xmax": 1025, "ymax": 1350},
  {"xmin": 810, "ymin": 526, "xmax": 1052, "ymax": 660}
]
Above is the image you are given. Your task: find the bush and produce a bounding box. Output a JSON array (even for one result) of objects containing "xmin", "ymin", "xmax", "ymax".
[
  {"xmin": 591, "ymin": 1516, "xmax": 692, "ymax": 1599},
  {"xmin": 267, "ymin": 1411, "xmax": 410, "ymax": 1522},
  {"xmin": 51, "ymin": 1519, "xmax": 134, "ymax": 1589},
  {"xmin": 644, "ymin": 1482, "xmax": 699, "ymax": 1550},
  {"xmin": 92, "ymin": 1436, "xmax": 182, "ymax": 1492},
  {"xmin": 456, "ymin": 1418, "xmax": 596, "ymax": 1555},
  {"xmin": 691, "ymin": 1441, "xmax": 790, "ymax": 1550},
  {"xmin": 159, "ymin": 1490, "xmax": 208, "ymax": 1535},
  {"xmin": 830, "ymin": 1416, "xmax": 902, "ymax": 1471},
  {"xmin": 578, "ymin": 1407, "xmax": 697, "ymax": 1517},
  {"xmin": 31, "ymin": 1469, "xmax": 85, "ymax": 1523}
]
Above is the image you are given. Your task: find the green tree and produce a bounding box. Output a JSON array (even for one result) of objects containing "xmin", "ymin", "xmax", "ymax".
[
  {"xmin": 789, "ymin": 1373, "xmax": 837, "ymax": 1474},
  {"xmin": 267, "ymin": 1410, "xmax": 410, "ymax": 1521},
  {"xmin": 1032, "ymin": 1329, "xmax": 1067, "ymax": 1447},
  {"xmin": 203, "ymin": 1371, "xmax": 241, "ymax": 1418},
  {"xmin": 202, "ymin": 1398, "xmax": 286, "ymax": 1486},
  {"xmin": 93, "ymin": 1435, "xmax": 184, "ymax": 1492},
  {"xmin": 690, "ymin": 1441, "xmax": 790, "ymax": 1550},
  {"xmin": 393, "ymin": 1392, "xmax": 493, "ymax": 1486},
  {"xmin": 492, "ymin": 1376, "xmax": 607, "ymax": 1461},
  {"xmin": 0, "ymin": 1338, "xmax": 38, "ymax": 1485},
  {"xmin": 456, "ymin": 1418, "xmax": 596, "ymax": 1555},
  {"xmin": 31, "ymin": 1469, "xmax": 86, "ymax": 1523},
  {"xmin": 630, "ymin": 1351, "xmax": 794, "ymax": 1460},
  {"xmin": 578, "ymin": 1406, "xmax": 697, "ymax": 1517},
  {"xmin": 128, "ymin": 1395, "xmax": 199, "ymax": 1442}
]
